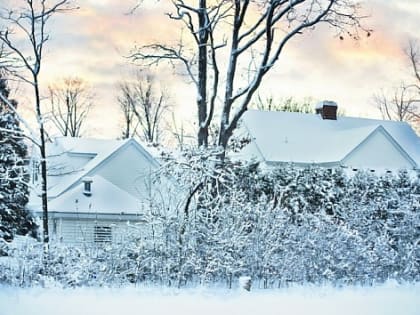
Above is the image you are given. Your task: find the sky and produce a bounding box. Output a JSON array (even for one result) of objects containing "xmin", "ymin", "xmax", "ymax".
[{"xmin": 8, "ymin": 0, "xmax": 420, "ymax": 139}]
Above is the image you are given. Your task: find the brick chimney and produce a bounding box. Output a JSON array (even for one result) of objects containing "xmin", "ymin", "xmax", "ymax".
[{"xmin": 315, "ymin": 100, "xmax": 338, "ymax": 120}]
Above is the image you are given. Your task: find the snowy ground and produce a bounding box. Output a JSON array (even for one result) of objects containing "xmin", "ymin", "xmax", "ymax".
[{"xmin": 0, "ymin": 282, "xmax": 419, "ymax": 315}]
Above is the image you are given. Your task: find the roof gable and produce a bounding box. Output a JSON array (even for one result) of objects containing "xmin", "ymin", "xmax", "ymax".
[
  {"xmin": 92, "ymin": 140, "xmax": 159, "ymax": 199},
  {"xmin": 342, "ymin": 126, "xmax": 417, "ymax": 169},
  {"xmin": 46, "ymin": 137, "xmax": 159, "ymax": 198}
]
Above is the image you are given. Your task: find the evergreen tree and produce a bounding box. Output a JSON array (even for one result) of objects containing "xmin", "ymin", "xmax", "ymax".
[{"xmin": 0, "ymin": 74, "xmax": 37, "ymax": 245}]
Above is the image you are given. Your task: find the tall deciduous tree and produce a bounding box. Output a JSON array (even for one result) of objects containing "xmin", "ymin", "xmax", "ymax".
[
  {"xmin": 48, "ymin": 77, "xmax": 93, "ymax": 137},
  {"xmin": 131, "ymin": 0, "xmax": 368, "ymax": 152},
  {"xmin": 0, "ymin": 0, "xmax": 76, "ymax": 246},
  {"xmin": 0, "ymin": 73, "xmax": 37, "ymax": 245},
  {"xmin": 117, "ymin": 72, "xmax": 170, "ymax": 143}
]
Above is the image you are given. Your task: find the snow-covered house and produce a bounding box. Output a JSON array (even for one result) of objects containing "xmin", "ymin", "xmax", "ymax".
[
  {"xmin": 27, "ymin": 137, "xmax": 160, "ymax": 245},
  {"xmin": 235, "ymin": 102, "xmax": 420, "ymax": 172}
]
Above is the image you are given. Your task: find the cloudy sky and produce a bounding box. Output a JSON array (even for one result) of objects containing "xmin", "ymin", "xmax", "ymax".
[{"xmin": 9, "ymin": 0, "xmax": 420, "ymax": 139}]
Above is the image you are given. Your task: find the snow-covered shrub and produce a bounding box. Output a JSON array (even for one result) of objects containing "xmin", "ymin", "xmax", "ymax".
[{"xmin": 0, "ymin": 148, "xmax": 418, "ymax": 288}]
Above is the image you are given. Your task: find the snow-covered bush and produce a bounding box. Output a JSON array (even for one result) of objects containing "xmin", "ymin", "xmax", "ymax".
[{"xmin": 0, "ymin": 149, "xmax": 418, "ymax": 288}]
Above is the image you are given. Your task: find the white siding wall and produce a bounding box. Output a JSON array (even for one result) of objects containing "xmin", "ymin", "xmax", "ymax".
[
  {"xmin": 343, "ymin": 130, "xmax": 414, "ymax": 170},
  {"xmin": 48, "ymin": 217, "xmax": 149, "ymax": 246},
  {"xmin": 95, "ymin": 144, "xmax": 155, "ymax": 199}
]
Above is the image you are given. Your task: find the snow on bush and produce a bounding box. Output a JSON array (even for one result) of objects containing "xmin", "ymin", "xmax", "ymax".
[{"xmin": 0, "ymin": 152, "xmax": 418, "ymax": 288}]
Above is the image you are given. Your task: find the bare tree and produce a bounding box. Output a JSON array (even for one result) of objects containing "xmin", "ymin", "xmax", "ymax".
[
  {"xmin": 406, "ymin": 40, "xmax": 420, "ymax": 131},
  {"xmin": 0, "ymin": 44, "xmax": 12, "ymax": 71},
  {"xmin": 255, "ymin": 95, "xmax": 314, "ymax": 113},
  {"xmin": 48, "ymin": 77, "xmax": 93, "ymax": 137},
  {"xmin": 131, "ymin": 0, "xmax": 368, "ymax": 152},
  {"xmin": 117, "ymin": 80, "xmax": 139, "ymax": 139},
  {"xmin": 408, "ymin": 40, "xmax": 420, "ymax": 88},
  {"xmin": 167, "ymin": 112, "xmax": 197, "ymax": 150},
  {"xmin": 0, "ymin": 0, "xmax": 75, "ymax": 246},
  {"xmin": 374, "ymin": 40, "xmax": 420, "ymax": 129},
  {"xmin": 169, "ymin": 113, "xmax": 186, "ymax": 150},
  {"xmin": 117, "ymin": 72, "xmax": 170, "ymax": 143},
  {"xmin": 255, "ymin": 94, "xmax": 347, "ymax": 116},
  {"xmin": 374, "ymin": 85, "xmax": 419, "ymax": 123}
]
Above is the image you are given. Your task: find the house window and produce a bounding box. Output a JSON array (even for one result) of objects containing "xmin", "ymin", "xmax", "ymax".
[
  {"xmin": 83, "ymin": 177, "xmax": 93, "ymax": 196},
  {"xmin": 94, "ymin": 225, "xmax": 112, "ymax": 243},
  {"xmin": 84, "ymin": 181, "xmax": 91, "ymax": 192}
]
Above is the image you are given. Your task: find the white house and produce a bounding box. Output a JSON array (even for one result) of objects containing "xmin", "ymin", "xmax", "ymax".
[
  {"xmin": 235, "ymin": 102, "xmax": 420, "ymax": 172},
  {"xmin": 27, "ymin": 137, "xmax": 161, "ymax": 246}
]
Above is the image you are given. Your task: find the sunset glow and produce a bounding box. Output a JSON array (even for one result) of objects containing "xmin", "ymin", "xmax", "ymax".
[{"xmin": 7, "ymin": 0, "xmax": 420, "ymax": 138}]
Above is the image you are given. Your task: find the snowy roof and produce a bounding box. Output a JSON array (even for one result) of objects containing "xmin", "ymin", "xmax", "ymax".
[
  {"xmin": 236, "ymin": 110, "xmax": 420, "ymax": 167},
  {"xmin": 48, "ymin": 175, "xmax": 142, "ymax": 214},
  {"xmin": 46, "ymin": 137, "xmax": 128, "ymax": 198},
  {"xmin": 31, "ymin": 137, "xmax": 159, "ymax": 200},
  {"xmin": 28, "ymin": 137, "xmax": 161, "ymax": 215},
  {"xmin": 51, "ymin": 136, "xmax": 164, "ymax": 160},
  {"xmin": 51, "ymin": 137, "xmax": 123, "ymax": 155}
]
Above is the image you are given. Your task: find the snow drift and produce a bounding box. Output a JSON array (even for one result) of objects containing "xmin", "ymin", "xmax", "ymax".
[{"xmin": 0, "ymin": 282, "xmax": 419, "ymax": 315}]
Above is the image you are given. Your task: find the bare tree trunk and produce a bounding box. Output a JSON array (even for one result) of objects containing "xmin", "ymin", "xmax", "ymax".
[
  {"xmin": 34, "ymin": 80, "xmax": 49, "ymax": 244},
  {"xmin": 197, "ymin": 0, "xmax": 209, "ymax": 147}
]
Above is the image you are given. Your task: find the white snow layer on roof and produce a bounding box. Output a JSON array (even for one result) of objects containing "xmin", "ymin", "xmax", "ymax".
[
  {"xmin": 46, "ymin": 137, "xmax": 128, "ymax": 198},
  {"xmin": 48, "ymin": 175, "xmax": 142, "ymax": 214},
  {"xmin": 51, "ymin": 137, "xmax": 123, "ymax": 155},
  {"xmin": 238, "ymin": 110, "xmax": 420, "ymax": 165}
]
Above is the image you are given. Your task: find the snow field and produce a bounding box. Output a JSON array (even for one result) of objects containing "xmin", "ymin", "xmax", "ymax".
[{"xmin": 1, "ymin": 282, "xmax": 419, "ymax": 315}]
